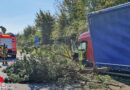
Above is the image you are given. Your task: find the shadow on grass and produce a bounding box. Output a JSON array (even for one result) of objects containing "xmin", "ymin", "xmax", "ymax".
[
  {"xmin": 28, "ymin": 83, "xmax": 50, "ymax": 90},
  {"xmin": 111, "ymin": 76, "xmax": 130, "ymax": 86},
  {"xmin": 28, "ymin": 83, "xmax": 80, "ymax": 90}
]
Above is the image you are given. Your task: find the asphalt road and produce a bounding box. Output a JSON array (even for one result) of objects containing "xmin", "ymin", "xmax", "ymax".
[{"xmin": 0, "ymin": 57, "xmax": 16, "ymax": 78}]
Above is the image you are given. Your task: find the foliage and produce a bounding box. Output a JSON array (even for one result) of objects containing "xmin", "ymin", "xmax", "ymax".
[
  {"xmin": 97, "ymin": 75, "xmax": 111, "ymax": 83},
  {"xmin": 52, "ymin": 0, "xmax": 130, "ymax": 43},
  {"xmin": 17, "ymin": 26, "xmax": 38, "ymax": 53},
  {"xmin": 87, "ymin": 0, "xmax": 130, "ymax": 11},
  {"xmin": 23, "ymin": 25, "xmax": 36, "ymax": 38},
  {"xmin": 0, "ymin": 26, "xmax": 6, "ymax": 34},
  {"xmin": 4, "ymin": 44, "xmax": 116, "ymax": 88},
  {"xmin": 35, "ymin": 10, "xmax": 54, "ymax": 44},
  {"xmin": 15, "ymin": 0, "xmax": 128, "ymax": 88},
  {"xmin": 17, "ymin": 0, "xmax": 130, "ymax": 46},
  {"xmin": 3, "ymin": 46, "xmax": 84, "ymax": 86},
  {"xmin": 4, "ymin": 47, "xmax": 115, "ymax": 88}
]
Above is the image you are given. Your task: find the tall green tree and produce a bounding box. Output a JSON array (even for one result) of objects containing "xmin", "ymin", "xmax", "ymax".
[{"xmin": 35, "ymin": 10, "xmax": 54, "ymax": 44}]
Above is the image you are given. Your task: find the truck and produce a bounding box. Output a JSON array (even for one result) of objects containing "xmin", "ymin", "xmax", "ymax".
[
  {"xmin": 72, "ymin": 2, "xmax": 130, "ymax": 72},
  {"xmin": 0, "ymin": 33, "xmax": 17, "ymax": 58},
  {"xmin": 71, "ymin": 32, "xmax": 94, "ymax": 67}
]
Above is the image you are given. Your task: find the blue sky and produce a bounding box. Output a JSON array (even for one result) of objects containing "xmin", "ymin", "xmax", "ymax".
[{"xmin": 0, "ymin": 0, "xmax": 56, "ymax": 34}]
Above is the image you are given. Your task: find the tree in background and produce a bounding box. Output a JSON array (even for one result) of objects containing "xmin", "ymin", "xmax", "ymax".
[
  {"xmin": 0, "ymin": 26, "xmax": 6, "ymax": 34},
  {"xmin": 52, "ymin": 0, "xmax": 89, "ymax": 44},
  {"xmin": 17, "ymin": 0, "xmax": 130, "ymax": 52},
  {"xmin": 62, "ymin": 0, "xmax": 88, "ymax": 21},
  {"xmin": 35, "ymin": 10, "xmax": 54, "ymax": 44},
  {"xmin": 87, "ymin": 0, "xmax": 130, "ymax": 11},
  {"xmin": 23, "ymin": 25, "xmax": 36, "ymax": 38},
  {"xmin": 17, "ymin": 25, "xmax": 37, "ymax": 53}
]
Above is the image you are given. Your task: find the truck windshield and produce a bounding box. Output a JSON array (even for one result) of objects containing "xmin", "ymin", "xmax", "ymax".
[
  {"xmin": 0, "ymin": 38, "xmax": 12, "ymax": 49},
  {"xmin": 78, "ymin": 42, "xmax": 87, "ymax": 51}
]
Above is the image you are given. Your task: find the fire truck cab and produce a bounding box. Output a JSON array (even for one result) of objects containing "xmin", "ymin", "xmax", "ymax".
[{"xmin": 0, "ymin": 33, "xmax": 17, "ymax": 58}]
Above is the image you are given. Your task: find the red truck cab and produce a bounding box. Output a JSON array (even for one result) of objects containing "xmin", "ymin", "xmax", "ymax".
[
  {"xmin": 78, "ymin": 32, "xmax": 94, "ymax": 65},
  {"xmin": 71, "ymin": 32, "xmax": 94, "ymax": 66}
]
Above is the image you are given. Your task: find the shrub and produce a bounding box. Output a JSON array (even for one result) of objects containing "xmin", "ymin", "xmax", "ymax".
[
  {"xmin": 3, "ymin": 45, "xmax": 114, "ymax": 88},
  {"xmin": 3, "ymin": 52, "xmax": 83, "ymax": 86}
]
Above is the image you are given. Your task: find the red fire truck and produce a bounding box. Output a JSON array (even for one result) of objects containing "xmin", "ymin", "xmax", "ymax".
[{"xmin": 0, "ymin": 33, "xmax": 17, "ymax": 58}]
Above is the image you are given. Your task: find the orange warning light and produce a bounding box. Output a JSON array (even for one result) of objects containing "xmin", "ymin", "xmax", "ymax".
[{"xmin": 0, "ymin": 35, "xmax": 11, "ymax": 38}]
